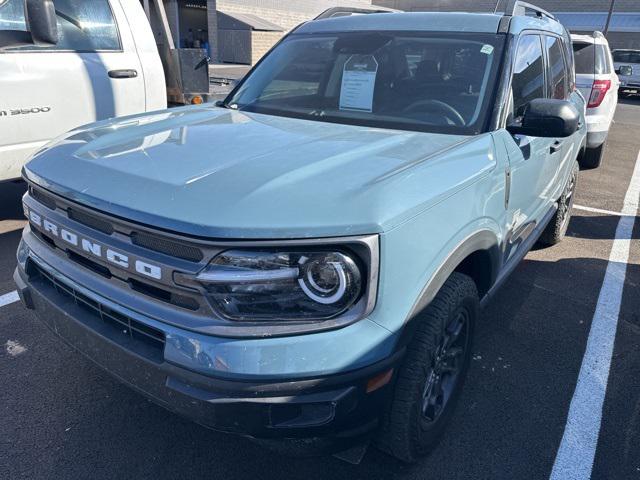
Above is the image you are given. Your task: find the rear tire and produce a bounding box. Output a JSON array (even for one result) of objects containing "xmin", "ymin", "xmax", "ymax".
[
  {"xmin": 375, "ymin": 273, "xmax": 477, "ymax": 463},
  {"xmin": 580, "ymin": 142, "xmax": 605, "ymax": 169},
  {"xmin": 538, "ymin": 160, "xmax": 578, "ymax": 247}
]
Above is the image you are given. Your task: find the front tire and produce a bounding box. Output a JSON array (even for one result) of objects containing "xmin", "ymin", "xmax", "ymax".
[
  {"xmin": 376, "ymin": 273, "xmax": 478, "ymax": 462},
  {"xmin": 538, "ymin": 160, "xmax": 578, "ymax": 247}
]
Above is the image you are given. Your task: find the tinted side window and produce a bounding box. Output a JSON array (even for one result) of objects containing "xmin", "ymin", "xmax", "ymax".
[
  {"xmin": 546, "ymin": 36, "xmax": 568, "ymax": 99},
  {"xmin": 598, "ymin": 45, "xmax": 613, "ymax": 74},
  {"xmin": 573, "ymin": 42, "xmax": 595, "ymax": 74},
  {"xmin": 2, "ymin": 0, "xmax": 121, "ymax": 51},
  {"xmin": 594, "ymin": 45, "xmax": 608, "ymax": 74},
  {"xmin": 512, "ymin": 35, "xmax": 545, "ymax": 118}
]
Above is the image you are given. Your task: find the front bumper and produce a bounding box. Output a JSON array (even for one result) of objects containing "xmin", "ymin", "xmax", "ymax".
[
  {"xmin": 619, "ymin": 80, "xmax": 640, "ymax": 93},
  {"xmin": 14, "ymin": 241, "xmax": 401, "ymax": 450}
]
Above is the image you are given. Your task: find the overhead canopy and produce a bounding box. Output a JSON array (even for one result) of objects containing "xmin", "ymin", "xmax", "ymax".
[
  {"xmin": 555, "ymin": 12, "xmax": 640, "ymax": 33},
  {"xmin": 217, "ymin": 11, "xmax": 284, "ymax": 32}
]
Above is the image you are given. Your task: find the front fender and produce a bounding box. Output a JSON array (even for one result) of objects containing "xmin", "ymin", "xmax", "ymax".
[{"xmin": 406, "ymin": 228, "xmax": 501, "ymax": 320}]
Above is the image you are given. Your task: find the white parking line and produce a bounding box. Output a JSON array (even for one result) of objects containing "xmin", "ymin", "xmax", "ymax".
[
  {"xmin": 573, "ymin": 204, "xmax": 628, "ymax": 217},
  {"xmin": 550, "ymin": 150, "xmax": 640, "ymax": 480},
  {"xmin": 0, "ymin": 290, "xmax": 20, "ymax": 308}
]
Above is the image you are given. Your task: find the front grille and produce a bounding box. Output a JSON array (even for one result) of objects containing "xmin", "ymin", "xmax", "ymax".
[
  {"xmin": 30, "ymin": 224, "xmax": 202, "ymax": 312},
  {"xmin": 29, "ymin": 186, "xmax": 57, "ymax": 211},
  {"xmin": 29, "ymin": 261, "xmax": 166, "ymax": 357},
  {"xmin": 68, "ymin": 208, "xmax": 114, "ymax": 235},
  {"xmin": 132, "ymin": 232, "xmax": 203, "ymax": 262}
]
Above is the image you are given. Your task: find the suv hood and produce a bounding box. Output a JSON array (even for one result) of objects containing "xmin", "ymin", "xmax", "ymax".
[{"xmin": 24, "ymin": 106, "xmax": 492, "ymax": 239}]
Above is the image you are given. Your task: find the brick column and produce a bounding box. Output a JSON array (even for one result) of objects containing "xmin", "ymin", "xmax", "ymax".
[{"xmin": 207, "ymin": 0, "xmax": 219, "ymax": 62}]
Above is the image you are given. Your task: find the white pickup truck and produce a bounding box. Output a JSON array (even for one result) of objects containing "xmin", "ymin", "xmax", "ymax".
[{"xmin": 0, "ymin": 0, "xmax": 204, "ymax": 182}]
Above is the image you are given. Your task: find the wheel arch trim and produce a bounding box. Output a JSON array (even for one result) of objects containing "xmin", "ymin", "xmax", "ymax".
[{"xmin": 405, "ymin": 230, "xmax": 501, "ymax": 323}]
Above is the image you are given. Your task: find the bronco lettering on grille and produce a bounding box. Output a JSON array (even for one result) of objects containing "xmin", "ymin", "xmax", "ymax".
[{"xmin": 26, "ymin": 206, "xmax": 163, "ymax": 281}]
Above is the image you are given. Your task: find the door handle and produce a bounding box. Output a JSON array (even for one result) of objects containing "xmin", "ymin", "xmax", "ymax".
[
  {"xmin": 108, "ymin": 69, "xmax": 138, "ymax": 79},
  {"xmin": 550, "ymin": 140, "xmax": 563, "ymax": 154}
]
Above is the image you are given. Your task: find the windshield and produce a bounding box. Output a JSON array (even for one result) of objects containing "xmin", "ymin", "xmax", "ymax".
[
  {"xmin": 225, "ymin": 32, "xmax": 505, "ymax": 135},
  {"xmin": 613, "ymin": 50, "xmax": 640, "ymax": 64}
]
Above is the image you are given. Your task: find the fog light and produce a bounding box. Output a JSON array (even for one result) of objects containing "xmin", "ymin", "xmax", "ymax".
[
  {"xmin": 191, "ymin": 96, "xmax": 203, "ymax": 105},
  {"xmin": 269, "ymin": 403, "xmax": 335, "ymax": 428}
]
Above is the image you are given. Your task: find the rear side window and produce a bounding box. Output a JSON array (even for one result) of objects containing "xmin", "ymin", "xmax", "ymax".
[
  {"xmin": 511, "ymin": 35, "xmax": 545, "ymax": 118},
  {"xmin": 0, "ymin": 0, "xmax": 121, "ymax": 52},
  {"xmin": 572, "ymin": 42, "xmax": 612, "ymax": 74},
  {"xmin": 546, "ymin": 36, "xmax": 568, "ymax": 99},
  {"xmin": 573, "ymin": 42, "xmax": 595, "ymax": 74},
  {"xmin": 597, "ymin": 45, "xmax": 612, "ymax": 74}
]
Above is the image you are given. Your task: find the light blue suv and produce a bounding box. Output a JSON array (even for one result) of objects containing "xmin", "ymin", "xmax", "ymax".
[{"xmin": 14, "ymin": 1, "xmax": 586, "ymax": 462}]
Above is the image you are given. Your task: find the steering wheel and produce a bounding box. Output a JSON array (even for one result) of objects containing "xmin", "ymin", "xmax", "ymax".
[{"xmin": 402, "ymin": 99, "xmax": 466, "ymax": 126}]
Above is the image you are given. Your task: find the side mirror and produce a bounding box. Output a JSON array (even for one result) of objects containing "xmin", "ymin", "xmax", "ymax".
[
  {"xmin": 616, "ymin": 65, "xmax": 633, "ymax": 77},
  {"xmin": 0, "ymin": 0, "xmax": 57, "ymax": 50},
  {"xmin": 25, "ymin": 0, "xmax": 58, "ymax": 46},
  {"xmin": 507, "ymin": 98, "xmax": 580, "ymax": 138}
]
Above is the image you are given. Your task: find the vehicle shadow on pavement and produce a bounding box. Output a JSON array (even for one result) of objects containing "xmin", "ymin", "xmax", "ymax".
[
  {"xmin": 567, "ymin": 214, "xmax": 639, "ymax": 241},
  {"xmin": 0, "ymin": 180, "xmax": 27, "ymax": 221},
  {"xmin": 619, "ymin": 95, "xmax": 640, "ymax": 106}
]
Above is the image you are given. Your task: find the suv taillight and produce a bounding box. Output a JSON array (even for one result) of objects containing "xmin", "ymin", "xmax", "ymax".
[{"xmin": 587, "ymin": 80, "xmax": 612, "ymax": 108}]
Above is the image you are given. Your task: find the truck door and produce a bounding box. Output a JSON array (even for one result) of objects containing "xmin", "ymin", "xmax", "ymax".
[
  {"xmin": 503, "ymin": 34, "xmax": 555, "ymax": 257},
  {"xmin": 0, "ymin": 0, "xmax": 146, "ymax": 181}
]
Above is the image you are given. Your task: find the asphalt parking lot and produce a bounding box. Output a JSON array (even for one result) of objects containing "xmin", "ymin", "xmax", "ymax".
[{"xmin": 0, "ymin": 98, "xmax": 639, "ymax": 480}]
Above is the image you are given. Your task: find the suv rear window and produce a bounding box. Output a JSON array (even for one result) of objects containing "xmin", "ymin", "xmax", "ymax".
[
  {"xmin": 613, "ymin": 51, "xmax": 640, "ymax": 63},
  {"xmin": 226, "ymin": 32, "xmax": 506, "ymax": 135},
  {"xmin": 572, "ymin": 42, "xmax": 609, "ymax": 74}
]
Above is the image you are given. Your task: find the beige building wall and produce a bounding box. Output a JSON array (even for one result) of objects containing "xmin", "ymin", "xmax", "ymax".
[
  {"xmin": 218, "ymin": 0, "xmax": 374, "ymax": 31},
  {"xmin": 217, "ymin": 0, "xmax": 374, "ymax": 64},
  {"xmin": 251, "ymin": 31, "xmax": 284, "ymax": 64}
]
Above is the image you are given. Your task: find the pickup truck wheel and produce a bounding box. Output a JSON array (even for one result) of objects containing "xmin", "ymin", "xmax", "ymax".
[
  {"xmin": 538, "ymin": 160, "xmax": 578, "ymax": 247},
  {"xmin": 580, "ymin": 143, "xmax": 605, "ymax": 169},
  {"xmin": 376, "ymin": 272, "xmax": 477, "ymax": 463}
]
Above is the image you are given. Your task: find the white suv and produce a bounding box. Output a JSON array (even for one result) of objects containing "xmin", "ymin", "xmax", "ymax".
[{"xmin": 571, "ymin": 32, "xmax": 619, "ymax": 168}]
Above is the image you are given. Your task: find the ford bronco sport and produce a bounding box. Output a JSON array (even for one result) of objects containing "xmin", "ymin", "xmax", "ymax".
[{"xmin": 14, "ymin": 2, "xmax": 586, "ymax": 463}]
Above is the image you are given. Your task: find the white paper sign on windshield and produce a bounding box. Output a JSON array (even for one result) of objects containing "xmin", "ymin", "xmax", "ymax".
[{"xmin": 339, "ymin": 55, "xmax": 378, "ymax": 113}]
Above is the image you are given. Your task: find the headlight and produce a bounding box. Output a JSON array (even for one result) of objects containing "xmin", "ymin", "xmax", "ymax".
[{"xmin": 195, "ymin": 249, "xmax": 364, "ymax": 321}]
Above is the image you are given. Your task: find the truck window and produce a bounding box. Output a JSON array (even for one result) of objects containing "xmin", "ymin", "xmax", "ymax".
[
  {"xmin": 511, "ymin": 35, "xmax": 545, "ymax": 119},
  {"xmin": 546, "ymin": 36, "xmax": 568, "ymax": 100},
  {"xmin": 0, "ymin": 0, "xmax": 120, "ymax": 52},
  {"xmin": 0, "ymin": 0, "xmax": 24, "ymax": 31}
]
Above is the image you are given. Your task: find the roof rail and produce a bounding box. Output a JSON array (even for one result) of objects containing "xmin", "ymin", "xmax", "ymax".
[
  {"xmin": 314, "ymin": 7, "xmax": 395, "ymax": 21},
  {"xmin": 592, "ymin": 30, "xmax": 605, "ymax": 38},
  {"xmin": 503, "ymin": 1, "xmax": 555, "ymax": 20}
]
